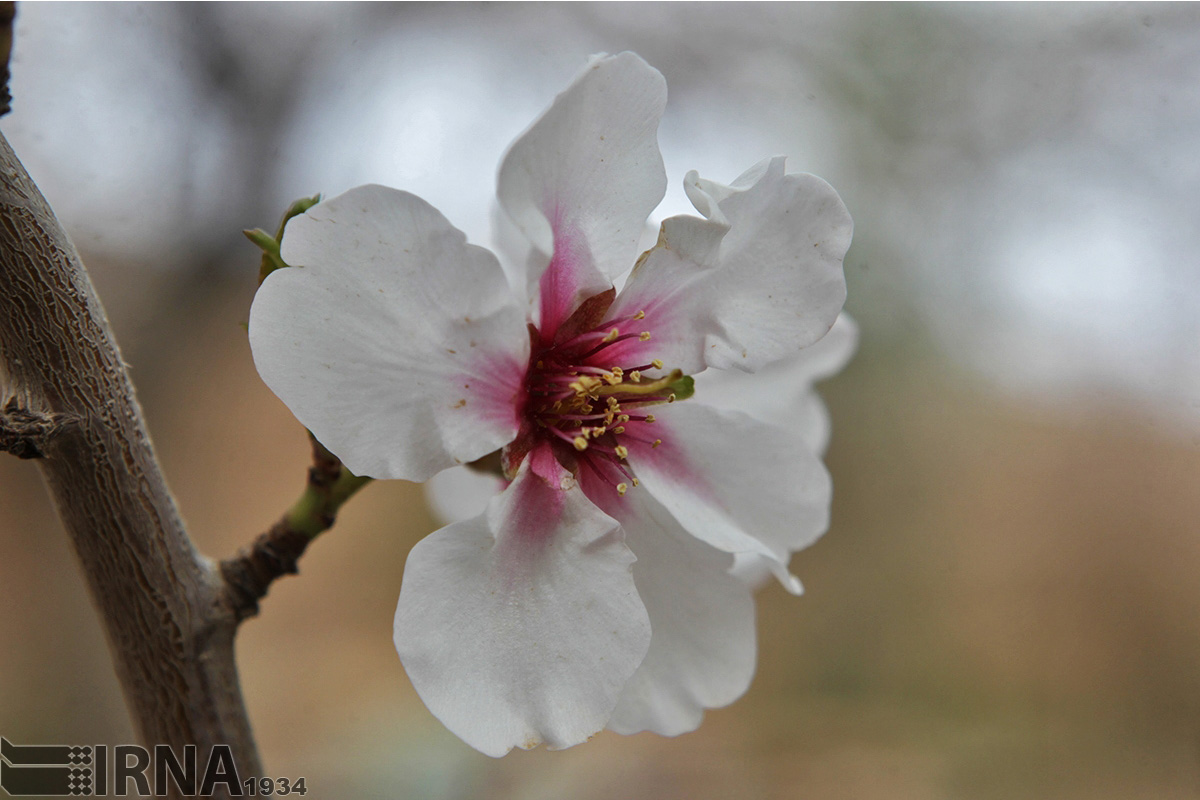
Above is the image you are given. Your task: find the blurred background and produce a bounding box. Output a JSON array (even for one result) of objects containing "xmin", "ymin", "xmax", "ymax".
[{"xmin": 2, "ymin": 3, "xmax": 1199, "ymax": 798}]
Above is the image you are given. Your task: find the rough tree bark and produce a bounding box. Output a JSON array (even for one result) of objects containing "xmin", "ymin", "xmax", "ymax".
[{"xmin": 0, "ymin": 131, "xmax": 261, "ymax": 796}]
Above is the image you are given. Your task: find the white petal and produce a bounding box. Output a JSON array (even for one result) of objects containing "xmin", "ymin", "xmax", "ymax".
[
  {"xmin": 250, "ymin": 185, "xmax": 529, "ymax": 482},
  {"xmin": 423, "ymin": 465, "xmax": 502, "ymax": 525},
  {"xmin": 628, "ymin": 402, "xmax": 832, "ymax": 594},
  {"xmin": 611, "ymin": 158, "xmax": 851, "ymax": 376},
  {"xmin": 729, "ymin": 552, "xmax": 778, "ymax": 592},
  {"xmin": 605, "ymin": 491, "xmax": 756, "ymax": 736},
  {"xmin": 393, "ymin": 450, "xmax": 651, "ymax": 757},
  {"xmin": 497, "ymin": 52, "xmax": 667, "ymax": 334},
  {"xmin": 603, "ymin": 215, "xmax": 727, "ymax": 376},
  {"xmin": 692, "ymin": 313, "xmax": 859, "ymax": 453},
  {"xmin": 688, "ymin": 157, "xmax": 852, "ymax": 371}
]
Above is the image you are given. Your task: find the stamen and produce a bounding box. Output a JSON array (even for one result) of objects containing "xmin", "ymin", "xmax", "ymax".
[
  {"xmin": 524, "ymin": 305, "xmax": 686, "ymax": 480},
  {"xmin": 554, "ymin": 412, "xmax": 611, "ymax": 422},
  {"xmin": 616, "ymin": 482, "xmax": 629, "ymax": 496},
  {"xmin": 575, "ymin": 330, "xmax": 651, "ymax": 361},
  {"xmin": 568, "ymin": 376, "xmax": 603, "ymax": 396}
]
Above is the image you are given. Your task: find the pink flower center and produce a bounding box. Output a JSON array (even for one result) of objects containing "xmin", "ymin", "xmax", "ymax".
[{"xmin": 508, "ymin": 301, "xmax": 687, "ymax": 496}]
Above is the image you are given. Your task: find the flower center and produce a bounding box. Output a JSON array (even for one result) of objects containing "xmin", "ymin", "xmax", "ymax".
[{"xmin": 519, "ymin": 308, "xmax": 688, "ymax": 496}]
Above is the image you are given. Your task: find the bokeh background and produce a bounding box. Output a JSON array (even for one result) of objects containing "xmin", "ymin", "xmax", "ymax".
[{"xmin": 3, "ymin": 3, "xmax": 1200, "ymax": 798}]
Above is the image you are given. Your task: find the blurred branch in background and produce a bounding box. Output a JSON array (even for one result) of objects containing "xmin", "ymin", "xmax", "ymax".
[
  {"xmin": 0, "ymin": 1, "xmax": 11, "ymax": 118},
  {"xmin": 0, "ymin": 2, "xmax": 12, "ymax": 117}
]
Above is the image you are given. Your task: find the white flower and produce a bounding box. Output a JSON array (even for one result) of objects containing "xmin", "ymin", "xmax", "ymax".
[{"xmin": 249, "ymin": 52, "xmax": 853, "ymax": 757}]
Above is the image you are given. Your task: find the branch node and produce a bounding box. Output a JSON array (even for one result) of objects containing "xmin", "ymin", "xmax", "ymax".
[
  {"xmin": 0, "ymin": 398, "xmax": 75, "ymax": 459},
  {"xmin": 219, "ymin": 522, "xmax": 311, "ymax": 623}
]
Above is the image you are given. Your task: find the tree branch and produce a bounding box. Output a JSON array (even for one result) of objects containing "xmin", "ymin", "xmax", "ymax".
[
  {"xmin": 221, "ymin": 434, "xmax": 370, "ymax": 622},
  {"xmin": 0, "ymin": 131, "xmax": 260, "ymax": 796}
]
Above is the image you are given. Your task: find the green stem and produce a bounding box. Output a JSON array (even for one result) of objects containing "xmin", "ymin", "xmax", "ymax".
[
  {"xmin": 245, "ymin": 193, "xmax": 321, "ymax": 284},
  {"xmin": 285, "ymin": 466, "xmax": 373, "ymax": 539}
]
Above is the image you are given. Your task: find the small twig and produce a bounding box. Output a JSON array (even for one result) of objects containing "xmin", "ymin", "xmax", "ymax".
[
  {"xmin": 220, "ymin": 434, "xmax": 371, "ymax": 622},
  {"xmin": 0, "ymin": 397, "xmax": 74, "ymax": 459}
]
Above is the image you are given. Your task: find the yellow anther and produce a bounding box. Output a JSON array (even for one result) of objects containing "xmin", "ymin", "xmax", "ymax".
[
  {"xmin": 590, "ymin": 426, "xmax": 607, "ymax": 438},
  {"xmin": 573, "ymin": 436, "xmax": 589, "ymax": 451},
  {"xmin": 602, "ymin": 328, "xmax": 620, "ymax": 343},
  {"xmin": 667, "ymin": 393, "xmax": 676, "ymax": 403},
  {"xmin": 616, "ymin": 482, "xmax": 629, "ymax": 496},
  {"xmin": 536, "ymin": 360, "xmax": 544, "ymax": 369},
  {"xmin": 645, "ymin": 414, "xmax": 656, "ymax": 423},
  {"xmin": 651, "ymin": 359, "xmax": 664, "ymax": 370},
  {"xmin": 618, "ymin": 414, "xmax": 630, "ymax": 423},
  {"xmin": 634, "ymin": 310, "xmax": 646, "ymax": 320},
  {"xmin": 639, "ymin": 331, "xmax": 651, "ymax": 341},
  {"xmin": 611, "ymin": 366, "xmax": 624, "ymax": 376},
  {"xmin": 612, "ymin": 426, "xmax": 625, "ymax": 435},
  {"xmin": 652, "ymin": 439, "xmax": 662, "ymax": 448},
  {"xmin": 629, "ymin": 370, "xmax": 642, "ymax": 382},
  {"xmin": 603, "ymin": 372, "xmax": 622, "ymax": 385},
  {"xmin": 632, "ymin": 477, "xmax": 640, "ymax": 487},
  {"xmin": 615, "ymin": 445, "xmax": 629, "ymax": 459},
  {"xmin": 569, "ymin": 376, "xmax": 602, "ymax": 396}
]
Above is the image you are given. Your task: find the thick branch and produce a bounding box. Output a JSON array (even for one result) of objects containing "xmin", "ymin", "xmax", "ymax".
[{"xmin": 0, "ymin": 131, "xmax": 260, "ymax": 794}]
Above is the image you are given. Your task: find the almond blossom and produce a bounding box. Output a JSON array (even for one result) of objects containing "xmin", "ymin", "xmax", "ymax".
[{"xmin": 248, "ymin": 52, "xmax": 852, "ymax": 757}]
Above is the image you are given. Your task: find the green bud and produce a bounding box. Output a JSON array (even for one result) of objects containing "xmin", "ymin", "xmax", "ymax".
[{"xmin": 247, "ymin": 193, "xmax": 322, "ymax": 284}]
